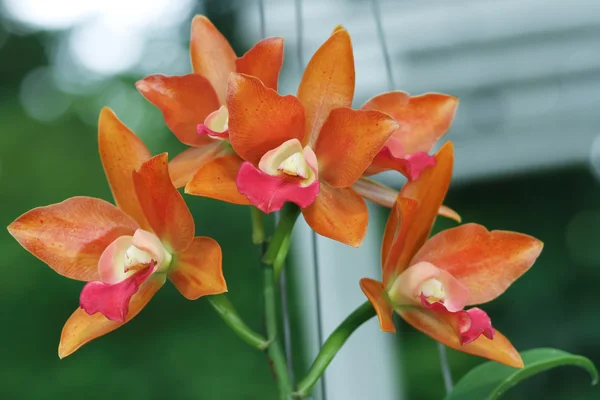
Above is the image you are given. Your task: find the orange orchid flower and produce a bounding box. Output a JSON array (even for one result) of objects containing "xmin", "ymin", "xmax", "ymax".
[
  {"xmin": 219, "ymin": 27, "xmax": 398, "ymax": 247},
  {"xmin": 360, "ymin": 142, "xmax": 543, "ymax": 367},
  {"xmin": 7, "ymin": 108, "xmax": 226, "ymax": 358},
  {"xmin": 350, "ymin": 91, "xmax": 460, "ymax": 221},
  {"xmin": 136, "ymin": 15, "xmax": 283, "ymax": 201},
  {"xmin": 360, "ymin": 91, "xmax": 459, "ymax": 181}
]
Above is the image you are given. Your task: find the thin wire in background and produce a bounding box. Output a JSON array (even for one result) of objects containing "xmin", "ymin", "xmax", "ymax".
[
  {"xmin": 256, "ymin": 0, "xmax": 297, "ymax": 386},
  {"xmin": 371, "ymin": 0, "xmax": 396, "ymax": 91},
  {"xmin": 370, "ymin": 0, "xmax": 454, "ymax": 393},
  {"xmin": 294, "ymin": 0, "xmax": 326, "ymax": 399}
]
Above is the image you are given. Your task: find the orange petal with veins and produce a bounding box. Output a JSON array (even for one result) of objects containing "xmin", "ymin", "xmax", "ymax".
[
  {"xmin": 359, "ymin": 278, "xmax": 395, "ymax": 333},
  {"xmin": 169, "ymin": 142, "xmax": 227, "ymax": 189},
  {"xmin": 361, "ymin": 92, "xmax": 458, "ymax": 156},
  {"xmin": 190, "ymin": 15, "xmax": 236, "ymax": 104},
  {"xmin": 98, "ymin": 107, "xmax": 151, "ymax": 229},
  {"xmin": 297, "ymin": 28, "xmax": 355, "ymax": 146},
  {"xmin": 185, "ymin": 155, "xmax": 251, "ymax": 205},
  {"xmin": 132, "ymin": 154, "xmax": 194, "ymax": 253},
  {"xmin": 393, "ymin": 142, "xmax": 454, "ymax": 272},
  {"xmin": 302, "ymin": 184, "xmax": 367, "ymax": 247},
  {"xmin": 227, "ymin": 73, "xmax": 305, "ymax": 165},
  {"xmin": 58, "ymin": 274, "xmax": 165, "ymax": 358},
  {"xmin": 235, "ymin": 37, "xmax": 284, "ymax": 91},
  {"xmin": 8, "ymin": 197, "xmax": 138, "ymax": 282},
  {"xmin": 382, "ymin": 197, "xmax": 419, "ymax": 284},
  {"xmin": 315, "ymin": 108, "xmax": 398, "ymax": 188},
  {"xmin": 170, "ymin": 237, "xmax": 226, "ymax": 300},
  {"xmin": 411, "ymin": 223, "xmax": 543, "ymax": 305},
  {"xmin": 136, "ymin": 74, "xmax": 219, "ymax": 147}
]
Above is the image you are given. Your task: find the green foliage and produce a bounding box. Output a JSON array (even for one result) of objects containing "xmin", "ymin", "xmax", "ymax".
[{"xmin": 446, "ymin": 348, "xmax": 598, "ymax": 400}]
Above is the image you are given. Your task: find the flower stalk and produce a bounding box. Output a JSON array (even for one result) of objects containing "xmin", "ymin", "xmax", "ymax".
[
  {"xmin": 264, "ymin": 261, "xmax": 293, "ymax": 399},
  {"xmin": 263, "ymin": 202, "xmax": 301, "ymax": 279},
  {"xmin": 251, "ymin": 207, "xmax": 266, "ymax": 245},
  {"xmin": 207, "ymin": 294, "xmax": 269, "ymax": 350},
  {"xmin": 294, "ymin": 300, "xmax": 376, "ymax": 398}
]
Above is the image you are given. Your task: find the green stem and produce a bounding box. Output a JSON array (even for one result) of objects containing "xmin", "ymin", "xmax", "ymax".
[
  {"xmin": 207, "ymin": 294, "xmax": 269, "ymax": 350},
  {"xmin": 251, "ymin": 207, "xmax": 265, "ymax": 245},
  {"xmin": 264, "ymin": 262, "xmax": 293, "ymax": 399},
  {"xmin": 263, "ymin": 203, "xmax": 301, "ymax": 279},
  {"xmin": 294, "ymin": 301, "xmax": 376, "ymax": 398}
]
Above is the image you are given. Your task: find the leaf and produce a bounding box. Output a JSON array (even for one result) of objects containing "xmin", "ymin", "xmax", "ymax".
[{"xmin": 445, "ymin": 348, "xmax": 598, "ymax": 400}]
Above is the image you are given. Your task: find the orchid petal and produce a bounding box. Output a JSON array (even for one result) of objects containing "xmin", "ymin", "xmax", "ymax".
[
  {"xmin": 352, "ymin": 177, "xmax": 398, "ymax": 208},
  {"xmin": 58, "ymin": 275, "xmax": 165, "ymax": 358},
  {"xmin": 438, "ymin": 205, "xmax": 462, "ymax": 223},
  {"xmin": 169, "ymin": 237, "xmax": 226, "ymax": 300},
  {"xmin": 367, "ymin": 148, "xmax": 437, "ymax": 181},
  {"xmin": 302, "ymin": 184, "xmax": 367, "ymax": 247},
  {"xmin": 235, "ymin": 37, "xmax": 284, "ymax": 91},
  {"xmin": 352, "ymin": 178, "xmax": 461, "ymax": 225},
  {"xmin": 132, "ymin": 154, "xmax": 194, "ymax": 253},
  {"xmin": 8, "ymin": 197, "xmax": 138, "ymax": 282},
  {"xmin": 411, "ymin": 223, "xmax": 543, "ymax": 305},
  {"xmin": 397, "ymin": 306, "xmax": 522, "ymax": 368},
  {"xmin": 361, "ymin": 91, "xmax": 458, "ymax": 156},
  {"xmin": 297, "ymin": 28, "xmax": 355, "ymax": 146},
  {"xmin": 79, "ymin": 262, "xmax": 156, "ymax": 322},
  {"xmin": 135, "ymin": 74, "xmax": 219, "ymax": 147},
  {"xmin": 190, "ymin": 15, "xmax": 236, "ymax": 104},
  {"xmin": 185, "ymin": 155, "xmax": 251, "ymax": 205},
  {"xmin": 98, "ymin": 107, "xmax": 151, "ymax": 229},
  {"xmin": 359, "ymin": 278, "xmax": 395, "ymax": 333},
  {"xmin": 236, "ymin": 162, "xmax": 320, "ymax": 213},
  {"xmin": 315, "ymin": 108, "xmax": 398, "ymax": 187},
  {"xmin": 382, "ymin": 197, "xmax": 419, "ymax": 284},
  {"xmin": 392, "ymin": 142, "xmax": 454, "ymax": 273},
  {"xmin": 169, "ymin": 142, "xmax": 226, "ymax": 189},
  {"xmin": 227, "ymin": 73, "xmax": 305, "ymax": 164}
]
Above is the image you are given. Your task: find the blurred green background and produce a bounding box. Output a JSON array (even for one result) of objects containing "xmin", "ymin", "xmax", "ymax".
[{"xmin": 1, "ymin": 0, "xmax": 599, "ymax": 399}]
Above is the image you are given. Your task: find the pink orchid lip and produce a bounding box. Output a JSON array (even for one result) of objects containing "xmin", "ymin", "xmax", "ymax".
[
  {"xmin": 236, "ymin": 161, "xmax": 320, "ymax": 214},
  {"xmin": 458, "ymin": 307, "xmax": 495, "ymax": 345},
  {"xmin": 80, "ymin": 261, "xmax": 157, "ymax": 322},
  {"xmin": 236, "ymin": 139, "xmax": 321, "ymax": 213},
  {"xmin": 420, "ymin": 295, "xmax": 495, "ymax": 345}
]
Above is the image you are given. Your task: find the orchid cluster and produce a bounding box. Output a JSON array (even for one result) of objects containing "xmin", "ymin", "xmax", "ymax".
[{"xmin": 9, "ymin": 16, "xmax": 547, "ymax": 398}]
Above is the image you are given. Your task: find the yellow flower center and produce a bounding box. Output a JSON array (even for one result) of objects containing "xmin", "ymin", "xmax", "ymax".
[
  {"xmin": 421, "ymin": 278, "xmax": 446, "ymax": 303},
  {"xmin": 204, "ymin": 105, "xmax": 229, "ymax": 137},
  {"xmin": 278, "ymin": 152, "xmax": 310, "ymax": 178}
]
